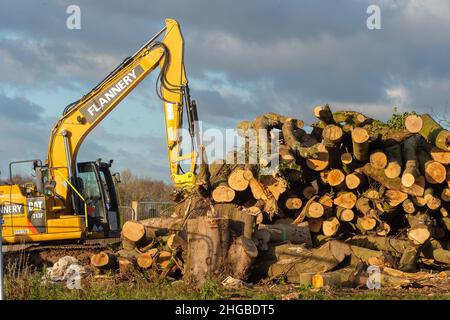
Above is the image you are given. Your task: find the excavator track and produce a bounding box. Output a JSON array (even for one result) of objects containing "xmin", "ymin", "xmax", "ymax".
[{"xmin": 2, "ymin": 237, "xmax": 121, "ymax": 254}]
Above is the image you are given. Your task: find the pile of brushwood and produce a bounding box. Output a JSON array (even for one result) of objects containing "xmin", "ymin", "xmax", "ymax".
[{"xmin": 90, "ymin": 105, "xmax": 450, "ymax": 289}]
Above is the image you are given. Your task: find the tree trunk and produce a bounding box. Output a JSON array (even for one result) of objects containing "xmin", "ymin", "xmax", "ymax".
[{"xmin": 184, "ymin": 217, "xmax": 231, "ymax": 287}]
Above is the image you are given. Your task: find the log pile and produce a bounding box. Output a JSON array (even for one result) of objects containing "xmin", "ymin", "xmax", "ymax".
[{"xmin": 90, "ymin": 107, "xmax": 450, "ymax": 289}]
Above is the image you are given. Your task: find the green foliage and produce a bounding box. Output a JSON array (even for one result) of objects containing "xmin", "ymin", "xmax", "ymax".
[
  {"xmin": 386, "ymin": 111, "xmax": 417, "ymax": 129},
  {"xmin": 198, "ymin": 279, "xmax": 223, "ymax": 300},
  {"xmin": 297, "ymin": 283, "xmax": 313, "ymax": 291}
]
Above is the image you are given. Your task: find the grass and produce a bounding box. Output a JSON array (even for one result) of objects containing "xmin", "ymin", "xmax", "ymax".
[{"xmin": 4, "ymin": 257, "xmax": 450, "ymax": 300}]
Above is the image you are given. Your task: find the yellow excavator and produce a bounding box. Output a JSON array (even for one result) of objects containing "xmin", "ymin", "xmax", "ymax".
[{"xmin": 0, "ymin": 19, "xmax": 200, "ymax": 244}]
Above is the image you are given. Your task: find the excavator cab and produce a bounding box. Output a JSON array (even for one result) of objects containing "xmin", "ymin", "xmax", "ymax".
[
  {"xmin": 0, "ymin": 159, "xmax": 120, "ymax": 244},
  {"xmin": 76, "ymin": 160, "xmax": 121, "ymax": 237}
]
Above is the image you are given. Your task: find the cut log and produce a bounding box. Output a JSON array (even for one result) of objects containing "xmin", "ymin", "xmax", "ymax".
[
  {"xmin": 139, "ymin": 217, "xmax": 184, "ymax": 231},
  {"xmin": 441, "ymin": 188, "xmax": 450, "ymax": 202},
  {"xmin": 228, "ymin": 168, "xmax": 250, "ymax": 191},
  {"xmin": 322, "ymin": 217, "xmax": 340, "ymax": 237},
  {"xmin": 359, "ymin": 163, "xmax": 425, "ymax": 197},
  {"xmin": 341, "ymin": 152, "xmax": 353, "ymax": 165},
  {"xmin": 350, "ymin": 245, "xmax": 383, "ymax": 264},
  {"xmin": 137, "ymin": 249, "xmax": 158, "ymax": 269},
  {"xmin": 351, "ymin": 127, "xmax": 370, "ymax": 162},
  {"xmin": 429, "ymin": 146, "xmax": 450, "ymax": 164},
  {"xmin": 249, "ymin": 177, "xmax": 278, "ymax": 218},
  {"xmin": 261, "ymin": 175, "xmax": 287, "ymax": 201},
  {"xmin": 322, "ymin": 124, "xmax": 343, "ymax": 148},
  {"xmin": 258, "ymin": 222, "xmax": 312, "ymax": 246},
  {"xmin": 355, "ymin": 197, "xmax": 375, "ymax": 216},
  {"xmin": 336, "ymin": 207, "xmax": 355, "ymax": 222},
  {"xmin": 305, "ymin": 200, "xmax": 324, "ymax": 219},
  {"xmin": 226, "ymin": 236, "xmax": 258, "ymax": 280},
  {"xmin": 282, "ymin": 119, "xmax": 322, "ymax": 159},
  {"xmin": 333, "ymin": 111, "xmax": 370, "ymax": 126},
  {"xmin": 417, "ymin": 114, "xmax": 450, "ymax": 151},
  {"xmin": 345, "ymin": 172, "xmax": 366, "ymax": 190},
  {"xmin": 399, "ymin": 243, "xmax": 422, "ymax": 272},
  {"xmin": 118, "ymin": 257, "xmax": 135, "ymax": 276},
  {"xmin": 401, "ymin": 135, "xmax": 421, "ymax": 187},
  {"xmin": 212, "ymin": 183, "xmax": 235, "ymax": 203},
  {"xmin": 406, "ymin": 211, "xmax": 431, "ymax": 246},
  {"xmin": 412, "ymin": 194, "xmax": 428, "ymax": 207},
  {"xmin": 408, "ymin": 227, "xmax": 431, "ymax": 245},
  {"xmin": 279, "ymin": 144, "xmax": 296, "ymax": 162},
  {"xmin": 370, "ymin": 150, "xmax": 388, "ymax": 169},
  {"xmin": 327, "ymin": 169, "xmax": 346, "ymax": 187},
  {"xmin": 306, "ymin": 202, "xmax": 325, "ymax": 219},
  {"xmin": 347, "ymin": 235, "xmax": 450, "ymax": 264},
  {"xmin": 91, "ymin": 252, "xmax": 118, "ymax": 270},
  {"xmin": 121, "ymin": 221, "xmax": 160, "ymax": 247},
  {"xmin": 306, "ymin": 143, "xmax": 329, "ymax": 171},
  {"xmin": 376, "ymin": 222, "xmax": 391, "ymax": 236},
  {"xmin": 384, "ymin": 190, "xmax": 408, "ymax": 207},
  {"xmin": 268, "ymin": 241, "xmax": 352, "ymax": 278},
  {"xmin": 333, "ymin": 192, "xmax": 357, "ymax": 209},
  {"xmin": 384, "ymin": 144, "xmax": 403, "ymax": 179},
  {"xmin": 424, "ymin": 187, "xmax": 442, "ymax": 210},
  {"xmin": 356, "ymin": 216, "xmax": 377, "ymax": 232},
  {"xmin": 313, "ymin": 105, "xmax": 335, "ymax": 124},
  {"xmin": 157, "ymin": 251, "xmax": 173, "ymax": 269},
  {"xmin": 318, "ymin": 194, "xmax": 334, "ymax": 215},
  {"xmin": 405, "ymin": 114, "xmax": 423, "ymax": 133},
  {"xmin": 402, "ymin": 199, "xmax": 416, "ymax": 214},
  {"xmin": 285, "ymin": 197, "xmax": 303, "ymax": 210},
  {"xmin": 417, "ymin": 148, "xmax": 447, "ymax": 184}
]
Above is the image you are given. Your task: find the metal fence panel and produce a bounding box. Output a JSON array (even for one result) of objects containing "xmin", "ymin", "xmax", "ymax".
[{"xmin": 135, "ymin": 201, "xmax": 176, "ymax": 221}]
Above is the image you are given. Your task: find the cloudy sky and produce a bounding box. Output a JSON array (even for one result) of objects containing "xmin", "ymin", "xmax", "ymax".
[{"xmin": 1, "ymin": 0, "xmax": 450, "ymax": 182}]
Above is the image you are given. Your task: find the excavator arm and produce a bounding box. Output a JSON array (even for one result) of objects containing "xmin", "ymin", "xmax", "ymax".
[{"xmin": 47, "ymin": 19, "xmax": 198, "ymax": 207}]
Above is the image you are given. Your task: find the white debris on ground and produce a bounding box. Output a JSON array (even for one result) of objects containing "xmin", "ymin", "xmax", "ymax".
[
  {"xmin": 44, "ymin": 256, "xmax": 90, "ymax": 283},
  {"xmin": 221, "ymin": 276, "xmax": 253, "ymax": 289}
]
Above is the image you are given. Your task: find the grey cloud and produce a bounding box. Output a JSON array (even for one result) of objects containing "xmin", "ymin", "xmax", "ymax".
[
  {"xmin": 1, "ymin": 0, "xmax": 450, "ymax": 179},
  {"xmin": 0, "ymin": 93, "xmax": 45, "ymax": 122}
]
